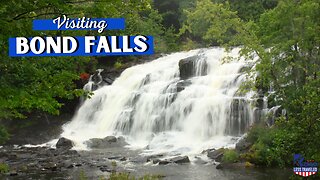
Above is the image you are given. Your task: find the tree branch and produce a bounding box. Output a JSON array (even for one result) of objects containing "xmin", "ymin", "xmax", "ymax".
[{"xmin": 12, "ymin": 5, "xmax": 52, "ymax": 20}]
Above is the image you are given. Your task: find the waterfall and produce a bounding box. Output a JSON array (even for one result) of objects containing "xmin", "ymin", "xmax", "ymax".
[
  {"xmin": 81, "ymin": 69, "xmax": 104, "ymax": 103},
  {"xmin": 61, "ymin": 48, "xmax": 255, "ymax": 155},
  {"xmin": 83, "ymin": 69, "xmax": 104, "ymax": 91}
]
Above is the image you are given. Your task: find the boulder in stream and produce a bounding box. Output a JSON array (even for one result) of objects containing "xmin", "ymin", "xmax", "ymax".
[
  {"xmin": 56, "ymin": 137, "xmax": 74, "ymax": 150},
  {"xmin": 207, "ymin": 148, "xmax": 225, "ymax": 162},
  {"xmin": 158, "ymin": 156, "xmax": 190, "ymax": 165},
  {"xmin": 170, "ymin": 156, "xmax": 190, "ymax": 164},
  {"xmin": 85, "ymin": 136, "xmax": 128, "ymax": 149}
]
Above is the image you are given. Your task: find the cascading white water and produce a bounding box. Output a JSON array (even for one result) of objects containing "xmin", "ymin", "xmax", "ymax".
[
  {"xmin": 81, "ymin": 69, "xmax": 104, "ymax": 103},
  {"xmin": 61, "ymin": 48, "xmax": 255, "ymax": 156},
  {"xmin": 83, "ymin": 69, "xmax": 104, "ymax": 91}
]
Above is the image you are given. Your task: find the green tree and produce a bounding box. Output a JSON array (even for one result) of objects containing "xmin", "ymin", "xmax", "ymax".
[
  {"xmin": 0, "ymin": 0, "xmax": 168, "ymax": 143},
  {"xmin": 181, "ymin": 0, "xmax": 320, "ymax": 166},
  {"xmin": 242, "ymin": 0, "xmax": 320, "ymax": 166},
  {"xmin": 180, "ymin": 0, "xmax": 243, "ymax": 46},
  {"xmin": 153, "ymin": 0, "xmax": 181, "ymax": 31},
  {"xmin": 227, "ymin": 0, "xmax": 278, "ymax": 21}
]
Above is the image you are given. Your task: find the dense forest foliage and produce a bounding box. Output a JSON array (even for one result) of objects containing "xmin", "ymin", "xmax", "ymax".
[
  {"xmin": 0, "ymin": 0, "xmax": 319, "ymax": 168},
  {"xmin": 0, "ymin": 0, "xmax": 173, "ymax": 143}
]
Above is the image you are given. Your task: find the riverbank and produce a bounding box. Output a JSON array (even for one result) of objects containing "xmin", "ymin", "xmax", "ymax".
[{"xmin": 0, "ymin": 143, "xmax": 291, "ymax": 179}]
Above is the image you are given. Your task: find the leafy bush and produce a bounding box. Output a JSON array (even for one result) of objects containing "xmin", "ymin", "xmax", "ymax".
[
  {"xmin": 244, "ymin": 123, "xmax": 289, "ymax": 167},
  {"xmin": 222, "ymin": 149, "xmax": 239, "ymax": 163},
  {"xmin": 0, "ymin": 125, "xmax": 9, "ymax": 145},
  {"xmin": 114, "ymin": 62, "xmax": 124, "ymax": 70},
  {"xmin": 0, "ymin": 163, "xmax": 9, "ymax": 174},
  {"xmin": 246, "ymin": 124, "xmax": 268, "ymax": 143},
  {"xmin": 79, "ymin": 170, "xmax": 88, "ymax": 180},
  {"xmin": 245, "ymin": 115, "xmax": 320, "ymax": 168}
]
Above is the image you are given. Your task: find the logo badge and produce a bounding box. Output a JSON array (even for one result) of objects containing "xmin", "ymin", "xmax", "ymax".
[{"xmin": 293, "ymin": 154, "xmax": 318, "ymax": 177}]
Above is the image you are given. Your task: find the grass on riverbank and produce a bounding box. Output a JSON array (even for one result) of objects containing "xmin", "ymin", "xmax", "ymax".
[{"xmin": 0, "ymin": 163, "xmax": 9, "ymax": 174}]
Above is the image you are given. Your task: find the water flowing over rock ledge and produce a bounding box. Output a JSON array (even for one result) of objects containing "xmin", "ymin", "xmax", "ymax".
[{"xmin": 60, "ymin": 48, "xmax": 260, "ymax": 156}]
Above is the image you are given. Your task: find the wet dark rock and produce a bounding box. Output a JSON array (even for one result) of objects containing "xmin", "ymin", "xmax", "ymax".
[
  {"xmin": 216, "ymin": 163, "xmax": 223, "ymax": 169},
  {"xmin": 256, "ymin": 98, "xmax": 265, "ymax": 109},
  {"xmin": 176, "ymin": 80, "xmax": 192, "ymax": 92},
  {"xmin": 103, "ymin": 77, "xmax": 114, "ymax": 85},
  {"xmin": 99, "ymin": 166, "xmax": 112, "ymax": 172},
  {"xmin": 179, "ymin": 55, "xmax": 207, "ymax": 80},
  {"xmin": 43, "ymin": 162, "xmax": 58, "ymax": 171},
  {"xmin": 146, "ymin": 154, "xmax": 164, "ymax": 164},
  {"xmin": 153, "ymin": 154, "xmax": 165, "ymax": 158},
  {"xmin": 235, "ymin": 137, "xmax": 252, "ymax": 153},
  {"xmin": 90, "ymin": 84, "xmax": 99, "ymax": 91},
  {"xmin": 120, "ymin": 157, "xmax": 127, "ymax": 161},
  {"xmin": 104, "ymin": 136, "xmax": 117, "ymax": 143},
  {"xmin": 158, "ymin": 156, "xmax": 190, "ymax": 165},
  {"xmin": 201, "ymin": 148, "xmax": 216, "ymax": 154},
  {"xmin": 9, "ymin": 171, "xmax": 18, "ymax": 176},
  {"xmin": 108, "ymin": 156, "xmax": 122, "ymax": 160},
  {"xmin": 179, "ymin": 56, "xmax": 194, "ymax": 79},
  {"xmin": 170, "ymin": 156, "xmax": 190, "ymax": 164},
  {"xmin": 207, "ymin": 148, "xmax": 225, "ymax": 162},
  {"xmin": 65, "ymin": 162, "xmax": 74, "ymax": 169},
  {"xmin": 152, "ymin": 159, "xmax": 161, "ymax": 164},
  {"xmin": 158, "ymin": 160, "xmax": 170, "ymax": 165},
  {"xmin": 67, "ymin": 164, "xmax": 74, "ymax": 169},
  {"xmin": 130, "ymin": 156, "xmax": 148, "ymax": 164},
  {"xmin": 75, "ymin": 163, "xmax": 82, "ymax": 167},
  {"xmin": 56, "ymin": 137, "xmax": 74, "ymax": 150},
  {"xmin": 146, "ymin": 154, "xmax": 164, "ymax": 161},
  {"xmin": 107, "ymin": 156, "xmax": 127, "ymax": 161},
  {"xmin": 85, "ymin": 136, "xmax": 128, "ymax": 149},
  {"xmin": 63, "ymin": 160, "xmax": 85, "ymax": 170}
]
